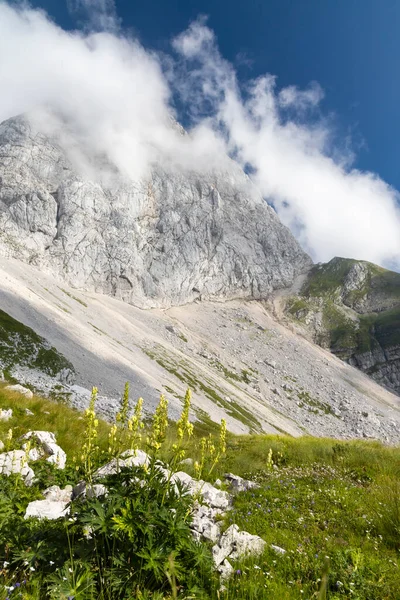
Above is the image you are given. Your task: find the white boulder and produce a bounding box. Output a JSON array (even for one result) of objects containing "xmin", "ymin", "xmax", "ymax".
[
  {"xmin": 0, "ymin": 450, "xmax": 35, "ymax": 485},
  {"xmin": 5, "ymin": 384, "xmax": 33, "ymax": 399},
  {"xmin": 271, "ymin": 544, "xmax": 286, "ymax": 555},
  {"xmin": 22, "ymin": 431, "xmax": 66, "ymax": 469},
  {"xmin": 0, "ymin": 408, "xmax": 12, "ymax": 421},
  {"xmin": 25, "ymin": 499, "xmax": 69, "ymax": 520},
  {"xmin": 212, "ymin": 524, "xmax": 266, "ymax": 566},
  {"xmin": 224, "ymin": 473, "xmax": 260, "ymax": 493},
  {"xmin": 94, "ymin": 450, "xmax": 150, "ymax": 478},
  {"xmin": 218, "ymin": 559, "xmax": 234, "ymax": 582}
]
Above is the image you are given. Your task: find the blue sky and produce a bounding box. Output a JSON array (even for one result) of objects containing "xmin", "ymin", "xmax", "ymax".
[
  {"xmin": 30, "ymin": 0, "xmax": 400, "ymax": 192},
  {"xmin": 2, "ymin": 0, "xmax": 400, "ymax": 267}
]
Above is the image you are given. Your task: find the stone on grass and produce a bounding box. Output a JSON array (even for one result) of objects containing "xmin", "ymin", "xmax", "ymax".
[
  {"xmin": 0, "ymin": 450, "xmax": 35, "ymax": 486},
  {"xmin": 43, "ymin": 485, "xmax": 73, "ymax": 502},
  {"xmin": 0, "ymin": 408, "xmax": 12, "ymax": 421},
  {"xmin": 190, "ymin": 503, "xmax": 223, "ymax": 543},
  {"xmin": 25, "ymin": 408, "xmax": 34, "ymax": 416},
  {"xmin": 94, "ymin": 450, "xmax": 150, "ymax": 479},
  {"xmin": 5, "ymin": 384, "xmax": 33, "ymax": 399},
  {"xmin": 25, "ymin": 485, "xmax": 74, "ymax": 520},
  {"xmin": 25, "ymin": 499, "xmax": 69, "ymax": 520},
  {"xmin": 218, "ymin": 559, "xmax": 234, "ymax": 582},
  {"xmin": 224, "ymin": 473, "xmax": 260, "ymax": 493},
  {"xmin": 122, "ymin": 449, "xmax": 150, "ymax": 468},
  {"xmin": 22, "ymin": 431, "xmax": 66, "ymax": 469},
  {"xmin": 195, "ymin": 481, "xmax": 231, "ymax": 510},
  {"xmin": 27, "ymin": 447, "xmax": 42, "ymax": 461},
  {"xmin": 212, "ymin": 524, "xmax": 266, "ymax": 567},
  {"xmin": 271, "ymin": 544, "xmax": 286, "ymax": 555},
  {"xmin": 72, "ymin": 481, "xmax": 108, "ymax": 499}
]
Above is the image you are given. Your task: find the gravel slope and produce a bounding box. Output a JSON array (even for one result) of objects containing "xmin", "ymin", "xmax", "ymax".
[{"xmin": 0, "ymin": 256, "xmax": 399, "ymax": 442}]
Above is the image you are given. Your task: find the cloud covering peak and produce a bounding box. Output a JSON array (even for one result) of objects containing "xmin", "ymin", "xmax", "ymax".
[{"xmin": 0, "ymin": 2, "xmax": 399, "ymax": 268}]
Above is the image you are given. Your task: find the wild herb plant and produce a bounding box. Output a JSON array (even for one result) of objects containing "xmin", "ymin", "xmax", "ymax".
[
  {"xmin": 76, "ymin": 387, "xmax": 100, "ymax": 483},
  {"xmin": 1, "ymin": 384, "xmax": 400, "ymax": 599}
]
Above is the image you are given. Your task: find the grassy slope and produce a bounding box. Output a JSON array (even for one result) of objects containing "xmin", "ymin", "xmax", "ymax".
[{"xmin": 1, "ymin": 388, "xmax": 400, "ymax": 599}]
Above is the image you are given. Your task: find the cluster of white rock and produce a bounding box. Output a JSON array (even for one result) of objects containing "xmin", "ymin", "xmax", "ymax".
[
  {"xmin": 0, "ymin": 430, "xmax": 66, "ymax": 490},
  {"xmin": 0, "ymin": 435, "xmax": 282, "ymax": 580}
]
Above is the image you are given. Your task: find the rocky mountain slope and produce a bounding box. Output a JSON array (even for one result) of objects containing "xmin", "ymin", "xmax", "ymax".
[
  {"xmin": 0, "ymin": 256, "xmax": 399, "ymax": 442},
  {"xmin": 0, "ymin": 113, "xmax": 399, "ymax": 442},
  {"xmin": 0, "ymin": 114, "xmax": 311, "ymax": 309},
  {"xmin": 282, "ymin": 257, "xmax": 400, "ymax": 395}
]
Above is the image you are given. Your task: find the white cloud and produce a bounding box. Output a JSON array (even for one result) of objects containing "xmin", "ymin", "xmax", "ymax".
[
  {"xmin": 0, "ymin": 4, "xmax": 399, "ymax": 269},
  {"xmin": 172, "ymin": 21, "xmax": 400, "ymax": 268},
  {"xmin": 0, "ymin": 3, "xmax": 226, "ymax": 182},
  {"xmin": 67, "ymin": 0, "xmax": 120, "ymax": 32}
]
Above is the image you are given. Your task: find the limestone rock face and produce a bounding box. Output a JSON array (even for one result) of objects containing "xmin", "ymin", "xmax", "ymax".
[{"xmin": 0, "ymin": 115, "xmax": 311, "ymax": 309}]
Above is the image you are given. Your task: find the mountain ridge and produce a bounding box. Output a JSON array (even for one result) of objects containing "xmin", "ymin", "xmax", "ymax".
[
  {"xmin": 283, "ymin": 257, "xmax": 400, "ymax": 396},
  {"xmin": 0, "ymin": 114, "xmax": 311, "ymax": 308}
]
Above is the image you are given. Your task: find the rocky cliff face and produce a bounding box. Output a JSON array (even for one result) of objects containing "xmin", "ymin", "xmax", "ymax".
[
  {"xmin": 284, "ymin": 257, "xmax": 400, "ymax": 395},
  {"xmin": 0, "ymin": 115, "xmax": 311, "ymax": 309}
]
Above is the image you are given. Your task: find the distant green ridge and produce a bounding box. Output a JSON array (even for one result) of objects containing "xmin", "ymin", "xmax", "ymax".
[{"xmin": 285, "ymin": 257, "xmax": 400, "ymax": 392}]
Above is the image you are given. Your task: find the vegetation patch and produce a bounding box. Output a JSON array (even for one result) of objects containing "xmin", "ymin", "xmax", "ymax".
[
  {"xmin": 296, "ymin": 390, "xmax": 336, "ymax": 416},
  {"xmin": 143, "ymin": 345, "xmax": 261, "ymax": 432},
  {"xmin": 0, "ymin": 309, "xmax": 74, "ymax": 378},
  {"xmin": 1, "ymin": 387, "xmax": 400, "ymax": 598},
  {"xmin": 58, "ymin": 287, "xmax": 88, "ymax": 308}
]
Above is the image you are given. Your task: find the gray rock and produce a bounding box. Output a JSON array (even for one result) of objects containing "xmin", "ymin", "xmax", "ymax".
[
  {"xmin": 5, "ymin": 384, "xmax": 33, "ymax": 399},
  {"xmin": 122, "ymin": 449, "xmax": 151, "ymax": 468},
  {"xmin": 72, "ymin": 481, "xmax": 108, "ymax": 499},
  {"xmin": 22, "ymin": 431, "xmax": 66, "ymax": 469},
  {"xmin": 94, "ymin": 450, "xmax": 150, "ymax": 478},
  {"xmin": 212, "ymin": 524, "xmax": 266, "ymax": 566},
  {"xmin": 0, "ymin": 115, "xmax": 311, "ymax": 310},
  {"xmin": 180, "ymin": 457, "xmax": 194, "ymax": 467},
  {"xmin": 0, "ymin": 450, "xmax": 35, "ymax": 485},
  {"xmin": 0, "ymin": 409, "xmax": 12, "ymax": 421},
  {"xmin": 271, "ymin": 544, "xmax": 286, "ymax": 555},
  {"xmin": 25, "ymin": 408, "xmax": 34, "ymax": 416},
  {"xmin": 43, "ymin": 485, "xmax": 73, "ymax": 502},
  {"xmin": 25, "ymin": 499, "xmax": 69, "ymax": 520},
  {"xmin": 224, "ymin": 473, "xmax": 260, "ymax": 493},
  {"xmin": 26, "ymin": 448, "xmax": 42, "ymax": 461},
  {"xmin": 190, "ymin": 503, "xmax": 223, "ymax": 543},
  {"xmin": 227, "ymin": 528, "xmax": 267, "ymax": 562},
  {"xmin": 218, "ymin": 559, "xmax": 234, "ymax": 582},
  {"xmin": 194, "ymin": 481, "xmax": 231, "ymax": 510}
]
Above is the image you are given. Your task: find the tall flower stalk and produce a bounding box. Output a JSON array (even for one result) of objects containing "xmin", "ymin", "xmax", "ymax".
[{"xmin": 80, "ymin": 387, "xmax": 99, "ymax": 483}]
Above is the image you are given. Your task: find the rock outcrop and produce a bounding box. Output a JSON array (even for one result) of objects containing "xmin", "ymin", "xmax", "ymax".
[
  {"xmin": 22, "ymin": 430, "xmax": 67, "ymax": 469},
  {"xmin": 0, "ymin": 450, "xmax": 35, "ymax": 485},
  {"xmin": 20, "ymin": 443, "xmax": 267, "ymax": 582},
  {"xmin": 0, "ymin": 114, "xmax": 311, "ymax": 309},
  {"xmin": 284, "ymin": 257, "xmax": 400, "ymax": 395}
]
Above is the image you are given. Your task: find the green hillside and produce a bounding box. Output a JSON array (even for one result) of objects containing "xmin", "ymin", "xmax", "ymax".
[{"xmin": 286, "ymin": 257, "xmax": 400, "ymax": 360}]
